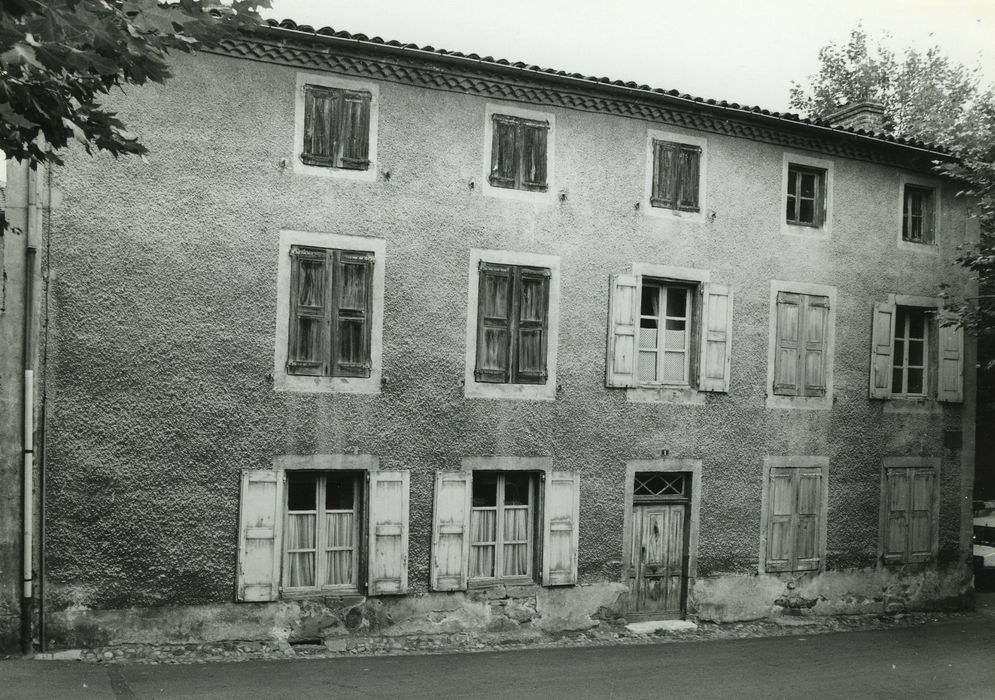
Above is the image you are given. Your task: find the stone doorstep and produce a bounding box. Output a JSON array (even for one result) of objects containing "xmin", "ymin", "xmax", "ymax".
[{"xmin": 624, "ymin": 620, "xmax": 698, "ymax": 634}]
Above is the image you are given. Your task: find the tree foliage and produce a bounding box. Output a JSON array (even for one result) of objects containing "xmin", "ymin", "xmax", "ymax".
[{"xmin": 0, "ymin": 0, "xmax": 269, "ymax": 167}]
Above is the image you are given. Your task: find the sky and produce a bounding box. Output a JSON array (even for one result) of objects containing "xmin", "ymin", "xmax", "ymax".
[{"xmin": 265, "ymin": 0, "xmax": 995, "ymax": 114}]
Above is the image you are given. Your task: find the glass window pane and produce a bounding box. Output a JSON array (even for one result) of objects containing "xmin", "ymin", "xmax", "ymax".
[
  {"xmin": 908, "ymin": 340, "xmax": 924, "ymax": 367},
  {"xmin": 502, "ymin": 544, "xmax": 528, "ymax": 577},
  {"xmin": 639, "ymin": 326, "xmax": 659, "ymax": 350},
  {"xmin": 325, "ymin": 473, "xmax": 355, "ymax": 510},
  {"xmin": 664, "ymin": 328, "xmax": 685, "ymax": 350},
  {"xmin": 662, "ymin": 352, "xmax": 686, "ymax": 382},
  {"xmin": 799, "ymin": 198, "xmax": 814, "ymax": 224},
  {"xmin": 287, "ymin": 473, "xmax": 317, "ymax": 511},
  {"xmin": 641, "ymin": 286, "xmax": 659, "ymax": 317},
  {"xmin": 638, "ymin": 351, "xmax": 657, "ymax": 381},
  {"xmin": 665, "ymin": 287, "xmax": 687, "ymax": 318},
  {"xmin": 892, "ymin": 367, "xmax": 904, "ymax": 393},
  {"xmin": 908, "ymin": 310, "xmax": 926, "ymax": 338},
  {"xmin": 504, "ymin": 473, "xmax": 530, "ymax": 506},
  {"xmin": 907, "ymin": 369, "xmax": 924, "ymax": 394},
  {"xmin": 787, "ymin": 172, "xmax": 797, "ymax": 196},
  {"xmin": 786, "ymin": 194, "xmax": 795, "ymax": 220},
  {"xmin": 800, "ymin": 172, "xmax": 816, "ymax": 197},
  {"xmin": 472, "ymin": 472, "xmax": 498, "ymax": 507}
]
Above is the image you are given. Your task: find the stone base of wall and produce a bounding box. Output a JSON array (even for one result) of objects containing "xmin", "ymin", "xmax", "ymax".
[{"xmin": 44, "ymin": 564, "xmax": 973, "ymax": 650}]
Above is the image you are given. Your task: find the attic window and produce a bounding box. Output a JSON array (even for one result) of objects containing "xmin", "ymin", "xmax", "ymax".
[
  {"xmin": 489, "ymin": 114, "xmax": 549, "ymax": 192},
  {"xmin": 301, "ymin": 85, "xmax": 371, "ymax": 170}
]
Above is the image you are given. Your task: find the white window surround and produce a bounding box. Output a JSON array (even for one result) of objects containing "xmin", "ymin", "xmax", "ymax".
[
  {"xmin": 461, "ymin": 456, "xmax": 553, "ymax": 474},
  {"xmin": 765, "ymin": 279, "xmax": 837, "ymax": 410},
  {"xmin": 642, "ymin": 129, "xmax": 708, "ymax": 221},
  {"xmin": 273, "ymin": 230, "xmax": 386, "ymax": 394},
  {"xmin": 464, "ymin": 248, "xmax": 560, "ymax": 401},
  {"xmin": 781, "ymin": 152, "xmax": 834, "ymax": 239},
  {"xmin": 898, "ymin": 173, "xmax": 941, "ymax": 253},
  {"xmin": 626, "ymin": 263, "xmax": 711, "ymax": 405},
  {"xmin": 758, "ymin": 456, "xmax": 830, "ymax": 575},
  {"xmin": 621, "ymin": 458, "xmax": 701, "ymax": 585},
  {"xmin": 292, "ymin": 72, "xmax": 380, "ymax": 182},
  {"xmin": 481, "ymin": 102, "xmax": 556, "ymax": 203},
  {"xmin": 273, "ymin": 454, "xmax": 379, "ymax": 471}
]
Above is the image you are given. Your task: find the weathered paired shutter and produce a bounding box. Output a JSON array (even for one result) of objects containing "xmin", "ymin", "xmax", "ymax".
[
  {"xmin": 333, "ymin": 251, "xmax": 374, "ymax": 378},
  {"xmin": 773, "ymin": 292, "xmax": 828, "ymax": 397},
  {"xmin": 908, "ymin": 469, "xmax": 936, "ymax": 562},
  {"xmin": 431, "ymin": 472, "xmax": 471, "ymax": 591},
  {"xmin": 883, "ymin": 468, "xmax": 910, "ymax": 564},
  {"xmin": 340, "ymin": 91, "xmax": 371, "ymax": 170},
  {"xmin": 651, "ymin": 141, "xmax": 678, "ymax": 209},
  {"xmin": 489, "ymin": 116, "xmax": 518, "ymax": 188},
  {"xmin": 287, "ymin": 246, "xmax": 329, "ymax": 376},
  {"xmin": 301, "ymin": 84, "xmax": 339, "ymax": 167},
  {"xmin": 869, "ymin": 302, "xmax": 896, "ymax": 399},
  {"xmin": 521, "ymin": 121, "xmax": 549, "ymax": 191},
  {"xmin": 541, "ymin": 472, "xmax": 579, "ymax": 586},
  {"xmin": 236, "ymin": 470, "xmax": 284, "ymax": 602},
  {"xmin": 698, "ymin": 284, "xmax": 733, "ymax": 392},
  {"xmin": 514, "ymin": 267, "xmax": 550, "ymax": 384},
  {"xmin": 765, "ymin": 467, "xmax": 822, "ymax": 573},
  {"xmin": 475, "ymin": 262, "xmax": 513, "ymax": 383},
  {"xmin": 802, "ymin": 296, "xmax": 829, "ymax": 397},
  {"xmin": 367, "ymin": 471, "xmax": 409, "ymax": 595},
  {"xmin": 884, "ymin": 468, "xmax": 936, "ymax": 564},
  {"xmin": 937, "ymin": 322, "xmax": 964, "ymax": 403},
  {"xmin": 676, "ymin": 145, "xmax": 701, "ymax": 211},
  {"xmin": 922, "ymin": 192, "xmax": 936, "ymax": 243},
  {"xmin": 606, "ymin": 274, "xmax": 640, "ymax": 388},
  {"xmin": 773, "ymin": 292, "xmax": 801, "ymax": 396}
]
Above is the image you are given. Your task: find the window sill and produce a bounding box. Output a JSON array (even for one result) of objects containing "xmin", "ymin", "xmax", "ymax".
[
  {"xmin": 467, "ymin": 578, "xmax": 538, "ymax": 590},
  {"xmin": 780, "ymin": 222, "xmax": 831, "ymax": 240},
  {"xmin": 275, "ymin": 373, "xmax": 381, "ymax": 395},
  {"xmin": 882, "ymin": 398, "xmax": 941, "ymax": 414},
  {"xmin": 765, "ymin": 393, "xmax": 832, "ymax": 411},
  {"xmin": 627, "ymin": 386, "xmax": 705, "ymax": 405},
  {"xmin": 281, "ymin": 588, "xmax": 363, "ymax": 600},
  {"xmin": 897, "ymin": 240, "xmax": 940, "ymax": 254},
  {"xmin": 643, "ymin": 204, "xmax": 706, "ymax": 222},
  {"xmin": 465, "ymin": 381, "xmax": 556, "ymax": 402}
]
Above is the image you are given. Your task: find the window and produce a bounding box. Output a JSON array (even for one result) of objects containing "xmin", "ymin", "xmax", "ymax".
[
  {"xmin": 606, "ymin": 269, "xmax": 732, "ymax": 394},
  {"xmin": 772, "ymin": 291, "xmax": 829, "ymax": 397},
  {"xmin": 651, "ymin": 140, "xmax": 701, "ymax": 212},
  {"xmin": 274, "ymin": 231, "xmax": 385, "ymax": 394},
  {"xmin": 465, "ymin": 249, "xmax": 560, "ymax": 401},
  {"xmin": 761, "ymin": 457, "xmax": 828, "ymax": 574},
  {"xmin": 880, "ymin": 462, "xmax": 938, "ymax": 565},
  {"xmin": 431, "ymin": 461, "xmax": 579, "ymax": 590},
  {"xmin": 489, "ymin": 114, "xmax": 549, "ymax": 192},
  {"xmin": 287, "ymin": 246, "xmax": 373, "ymax": 378},
  {"xmin": 785, "ymin": 164, "xmax": 825, "ymax": 227},
  {"xmin": 900, "ymin": 183, "xmax": 937, "ymax": 244},
  {"xmin": 869, "ymin": 297, "xmax": 963, "ymax": 403},
  {"xmin": 235, "ymin": 462, "xmax": 409, "ymax": 601}
]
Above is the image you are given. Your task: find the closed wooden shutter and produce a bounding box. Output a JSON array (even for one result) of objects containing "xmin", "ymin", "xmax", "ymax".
[
  {"xmin": 431, "ymin": 472, "xmax": 471, "ymax": 591},
  {"xmin": 522, "ymin": 121, "xmax": 548, "ymax": 191},
  {"xmin": 676, "ymin": 145, "xmax": 701, "ymax": 211},
  {"xmin": 908, "ymin": 469, "xmax": 935, "ymax": 562},
  {"xmin": 475, "ymin": 262, "xmax": 513, "ymax": 383},
  {"xmin": 765, "ymin": 468, "xmax": 795, "ymax": 572},
  {"xmin": 606, "ymin": 274, "xmax": 640, "ymax": 388},
  {"xmin": 514, "ymin": 267, "xmax": 550, "ymax": 384},
  {"xmin": 367, "ymin": 471, "xmax": 409, "ymax": 595},
  {"xmin": 802, "ymin": 295, "xmax": 829, "ymax": 397},
  {"xmin": 773, "ymin": 292, "xmax": 802, "ymax": 396},
  {"xmin": 489, "ymin": 116, "xmax": 518, "ymax": 188},
  {"xmin": 699, "ymin": 283, "xmax": 732, "ymax": 392},
  {"xmin": 923, "ymin": 191, "xmax": 936, "ymax": 243},
  {"xmin": 884, "ymin": 467, "xmax": 936, "ymax": 564},
  {"xmin": 937, "ymin": 322, "xmax": 963, "ymax": 403},
  {"xmin": 236, "ymin": 470, "xmax": 284, "ymax": 602},
  {"xmin": 651, "ymin": 141, "xmax": 678, "ymax": 209},
  {"xmin": 869, "ymin": 302, "xmax": 896, "ymax": 399},
  {"xmin": 287, "ymin": 247, "xmax": 330, "ymax": 376},
  {"xmin": 766, "ymin": 466, "xmax": 822, "ymax": 572},
  {"xmin": 794, "ymin": 469, "xmax": 822, "ymax": 571},
  {"xmin": 883, "ymin": 469, "xmax": 910, "ymax": 564},
  {"xmin": 333, "ymin": 251, "xmax": 374, "ymax": 378},
  {"xmin": 301, "ymin": 85, "xmax": 339, "ymax": 167},
  {"xmin": 340, "ymin": 90, "xmax": 371, "ymax": 170},
  {"xmin": 541, "ymin": 472, "xmax": 579, "ymax": 586}
]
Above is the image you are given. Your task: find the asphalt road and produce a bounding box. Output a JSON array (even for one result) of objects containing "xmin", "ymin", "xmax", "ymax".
[{"xmin": 5, "ymin": 596, "xmax": 995, "ymax": 700}]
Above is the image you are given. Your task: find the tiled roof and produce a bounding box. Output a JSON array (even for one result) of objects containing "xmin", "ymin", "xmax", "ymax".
[{"xmin": 237, "ymin": 18, "xmax": 948, "ymax": 157}]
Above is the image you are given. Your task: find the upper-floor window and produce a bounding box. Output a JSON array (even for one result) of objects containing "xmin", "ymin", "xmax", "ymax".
[
  {"xmin": 891, "ymin": 306, "xmax": 928, "ymax": 397},
  {"xmin": 651, "ymin": 140, "xmax": 701, "ymax": 212},
  {"xmin": 489, "ymin": 114, "xmax": 549, "ymax": 192},
  {"xmin": 301, "ymin": 85, "xmax": 371, "ymax": 170},
  {"xmin": 902, "ymin": 184, "xmax": 936, "ymax": 244},
  {"xmin": 773, "ymin": 291, "xmax": 829, "ymax": 397},
  {"xmin": 785, "ymin": 164, "xmax": 826, "ymax": 227}
]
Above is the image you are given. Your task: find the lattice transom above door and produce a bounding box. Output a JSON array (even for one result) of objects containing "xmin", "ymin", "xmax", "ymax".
[{"xmin": 633, "ymin": 472, "xmax": 688, "ymax": 499}]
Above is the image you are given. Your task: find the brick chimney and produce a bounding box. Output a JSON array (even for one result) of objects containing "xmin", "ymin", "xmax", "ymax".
[{"xmin": 823, "ymin": 100, "xmax": 885, "ymax": 133}]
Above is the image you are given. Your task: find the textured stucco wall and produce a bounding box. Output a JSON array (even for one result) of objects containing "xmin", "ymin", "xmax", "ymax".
[{"xmin": 40, "ymin": 51, "xmax": 975, "ymax": 641}]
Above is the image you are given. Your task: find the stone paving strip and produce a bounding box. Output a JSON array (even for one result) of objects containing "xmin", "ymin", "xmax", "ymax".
[{"xmin": 31, "ymin": 608, "xmax": 969, "ymax": 665}]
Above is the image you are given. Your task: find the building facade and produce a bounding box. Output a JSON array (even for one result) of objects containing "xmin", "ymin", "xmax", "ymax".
[{"xmin": 0, "ymin": 21, "xmax": 978, "ymax": 652}]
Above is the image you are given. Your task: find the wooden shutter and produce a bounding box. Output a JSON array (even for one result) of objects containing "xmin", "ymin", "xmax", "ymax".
[
  {"xmin": 699, "ymin": 284, "xmax": 732, "ymax": 392},
  {"xmin": 489, "ymin": 116, "xmax": 518, "ymax": 188},
  {"xmin": 521, "ymin": 121, "xmax": 549, "ymax": 191},
  {"xmin": 287, "ymin": 247, "xmax": 330, "ymax": 376},
  {"xmin": 909, "ymin": 469, "xmax": 935, "ymax": 562},
  {"xmin": 431, "ymin": 472, "xmax": 471, "ymax": 591},
  {"xmin": 883, "ymin": 469, "xmax": 910, "ymax": 564},
  {"xmin": 542, "ymin": 472, "xmax": 579, "ymax": 586},
  {"xmin": 236, "ymin": 470, "xmax": 284, "ymax": 602},
  {"xmin": 937, "ymin": 322, "xmax": 963, "ymax": 403},
  {"xmin": 514, "ymin": 267, "xmax": 550, "ymax": 384},
  {"xmin": 676, "ymin": 145, "xmax": 701, "ymax": 211},
  {"xmin": 606, "ymin": 274, "xmax": 640, "ymax": 388},
  {"xmin": 339, "ymin": 90, "xmax": 371, "ymax": 170},
  {"xmin": 475, "ymin": 262, "xmax": 513, "ymax": 383},
  {"xmin": 766, "ymin": 466, "xmax": 822, "ymax": 572},
  {"xmin": 794, "ymin": 469, "xmax": 822, "ymax": 571},
  {"xmin": 332, "ymin": 251, "xmax": 374, "ymax": 378},
  {"xmin": 773, "ymin": 292, "xmax": 801, "ymax": 396},
  {"xmin": 651, "ymin": 141, "xmax": 678, "ymax": 208},
  {"xmin": 923, "ymin": 190, "xmax": 936, "ymax": 243},
  {"xmin": 367, "ymin": 471, "xmax": 409, "ymax": 595},
  {"xmin": 301, "ymin": 84, "xmax": 339, "ymax": 167},
  {"xmin": 869, "ymin": 302, "xmax": 896, "ymax": 399},
  {"xmin": 802, "ymin": 295, "xmax": 829, "ymax": 397},
  {"xmin": 765, "ymin": 468, "xmax": 795, "ymax": 572}
]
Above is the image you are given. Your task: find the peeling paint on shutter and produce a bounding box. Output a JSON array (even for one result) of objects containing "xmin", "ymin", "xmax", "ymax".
[
  {"xmin": 287, "ymin": 246, "xmax": 329, "ymax": 376},
  {"xmin": 514, "ymin": 267, "xmax": 550, "ymax": 384},
  {"xmin": 773, "ymin": 292, "xmax": 801, "ymax": 396},
  {"xmin": 367, "ymin": 471, "xmax": 409, "ymax": 595},
  {"xmin": 765, "ymin": 468, "xmax": 794, "ymax": 573},
  {"xmin": 802, "ymin": 295, "xmax": 829, "ymax": 397},
  {"xmin": 475, "ymin": 262, "xmax": 513, "ymax": 383},
  {"xmin": 542, "ymin": 472, "xmax": 579, "ymax": 586},
  {"xmin": 489, "ymin": 116, "xmax": 518, "ymax": 188},
  {"xmin": 301, "ymin": 84, "xmax": 339, "ymax": 167},
  {"xmin": 937, "ymin": 322, "xmax": 963, "ymax": 403},
  {"xmin": 699, "ymin": 283, "xmax": 732, "ymax": 392},
  {"xmin": 677, "ymin": 145, "xmax": 701, "ymax": 211},
  {"xmin": 794, "ymin": 470, "xmax": 822, "ymax": 571},
  {"xmin": 340, "ymin": 90, "xmax": 371, "ymax": 170},
  {"xmin": 333, "ymin": 251, "xmax": 374, "ymax": 378},
  {"xmin": 869, "ymin": 302, "xmax": 896, "ymax": 399},
  {"xmin": 236, "ymin": 470, "xmax": 284, "ymax": 602},
  {"xmin": 431, "ymin": 472, "xmax": 471, "ymax": 591},
  {"xmin": 522, "ymin": 122, "xmax": 549, "ymax": 191},
  {"xmin": 651, "ymin": 141, "xmax": 678, "ymax": 209},
  {"xmin": 606, "ymin": 274, "xmax": 640, "ymax": 388}
]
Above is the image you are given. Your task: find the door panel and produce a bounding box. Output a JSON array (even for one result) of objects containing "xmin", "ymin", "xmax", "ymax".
[{"xmin": 628, "ymin": 502, "xmax": 688, "ymax": 617}]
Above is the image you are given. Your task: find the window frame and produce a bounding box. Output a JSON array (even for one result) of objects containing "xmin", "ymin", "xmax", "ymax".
[
  {"xmin": 468, "ymin": 471, "xmax": 539, "ymax": 585},
  {"xmin": 464, "ymin": 248, "xmax": 560, "ymax": 401},
  {"xmin": 636, "ymin": 279, "xmax": 699, "ymax": 389},
  {"xmin": 878, "ymin": 457, "xmax": 940, "ymax": 566},
  {"xmin": 766, "ymin": 280, "xmax": 836, "ymax": 410},
  {"xmin": 759, "ymin": 456, "xmax": 829, "ymax": 575},
  {"xmin": 898, "ymin": 175, "xmax": 940, "ymax": 251},
  {"xmin": 481, "ymin": 103, "xmax": 555, "ymax": 203},
  {"xmin": 780, "ymin": 153, "xmax": 833, "ymax": 238},
  {"xmin": 274, "ymin": 230, "xmax": 385, "ymax": 394},
  {"xmin": 293, "ymin": 72, "xmax": 379, "ymax": 182},
  {"xmin": 890, "ymin": 306, "xmax": 930, "ymax": 399}
]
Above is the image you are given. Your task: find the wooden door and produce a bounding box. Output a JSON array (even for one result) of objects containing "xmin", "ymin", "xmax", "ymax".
[{"xmin": 628, "ymin": 503, "xmax": 688, "ymax": 617}]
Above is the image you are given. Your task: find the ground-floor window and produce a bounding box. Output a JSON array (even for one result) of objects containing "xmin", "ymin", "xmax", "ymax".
[{"xmin": 470, "ymin": 472, "xmax": 536, "ymax": 581}]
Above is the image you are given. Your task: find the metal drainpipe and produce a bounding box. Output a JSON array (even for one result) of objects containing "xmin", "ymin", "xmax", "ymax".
[{"xmin": 21, "ymin": 164, "xmax": 39, "ymax": 655}]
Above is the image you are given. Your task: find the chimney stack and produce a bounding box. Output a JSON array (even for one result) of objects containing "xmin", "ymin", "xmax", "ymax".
[{"xmin": 823, "ymin": 100, "xmax": 885, "ymax": 134}]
